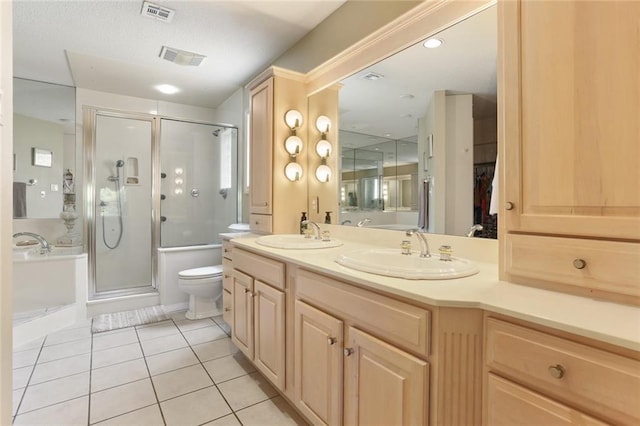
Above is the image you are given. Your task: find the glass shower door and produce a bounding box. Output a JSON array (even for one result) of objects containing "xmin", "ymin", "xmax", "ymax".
[{"xmin": 91, "ymin": 113, "xmax": 154, "ymax": 296}]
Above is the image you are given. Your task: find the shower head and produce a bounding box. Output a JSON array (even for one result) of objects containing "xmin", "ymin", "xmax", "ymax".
[{"xmin": 115, "ymin": 160, "xmax": 125, "ymax": 167}]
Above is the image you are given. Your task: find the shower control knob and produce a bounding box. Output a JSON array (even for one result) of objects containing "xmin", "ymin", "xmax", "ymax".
[
  {"xmin": 160, "ymin": 194, "xmax": 166, "ymax": 200},
  {"xmin": 160, "ymin": 216, "xmax": 167, "ymax": 222},
  {"xmin": 161, "ymin": 172, "xmax": 167, "ymax": 178}
]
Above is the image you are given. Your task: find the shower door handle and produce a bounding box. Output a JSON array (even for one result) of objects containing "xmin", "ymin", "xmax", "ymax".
[{"xmin": 160, "ymin": 216, "xmax": 167, "ymax": 222}]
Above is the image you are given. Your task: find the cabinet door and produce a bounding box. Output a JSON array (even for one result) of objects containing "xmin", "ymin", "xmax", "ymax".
[
  {"xmin": 294, "ymin": 300, "xmax": 343, "ymax": 426},
  {"xmin": 486, "ymin": 374, "xmax": 607, "ymax": 426},
  {"xmin": 249, "ymin": 77, "xmax": 273, "ymax": 215},
  {"xmin": 231, "ymin": 270, "xmax": 254, "ymax": 359},
  {"xmin": 253, "ymin": 280, "xmax": 285, "ymax": 390},
  {"xmin": 501, "ymin": 0, "xmax": 640, "ymax": 239},
  {"xmin": 344, "ymin": 327, "xmax": 428, "ymax": 426}
]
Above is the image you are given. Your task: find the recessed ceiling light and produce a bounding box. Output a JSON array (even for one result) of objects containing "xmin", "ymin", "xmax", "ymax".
[
  {"xmin": 423, "ymin": 38, "xmax": 443, "ymax": 49},
  {"xmin": 360, "ymin": 72, "xmax": 384, "ymax": 81},
  {"xmin": 155, "ymin": 84, "xmax": 179, "ymax": 95}
]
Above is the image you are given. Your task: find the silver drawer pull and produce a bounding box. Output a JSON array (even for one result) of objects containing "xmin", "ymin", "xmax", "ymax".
[
  {"xmin": 573, "ymin": 258, "xmax": 586, "ymax": 270},
  {"xmin": 327, "ymin": 337, "xmax": 336, "ymax": 345},
  {"xmin": 344, "ymin": 348, "xmax": 354, "ymax": 357},
  {"xmin": 548, "ymin": 364, "xmax": 565, "ymax": 379}
]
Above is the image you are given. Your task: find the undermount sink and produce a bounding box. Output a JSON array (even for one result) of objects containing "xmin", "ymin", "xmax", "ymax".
[
  {"xmin": 335, "ymin": 248, "xmax": 479, "ymax": 280},
  {"xmin": 256, "ymin": 234, "xmax": 343, "ymax": 250}
]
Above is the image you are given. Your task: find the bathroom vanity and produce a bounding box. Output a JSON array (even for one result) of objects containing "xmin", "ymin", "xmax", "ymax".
[{"xmin": 224, "ymin": 228, "xmax": 640, "ymax": 426}]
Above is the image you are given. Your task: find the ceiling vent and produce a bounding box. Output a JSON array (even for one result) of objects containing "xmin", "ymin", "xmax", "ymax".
[
  {"xmin": 141, "ymin": 1, "xmax": 175, "ymax": 22},
  {"xmin": 360, "ymin": 72, "xmax": 384, "ymax": 81},
  {"xmin": 159, "ymin": 46, "xmax": 206, "ymax": 66}
]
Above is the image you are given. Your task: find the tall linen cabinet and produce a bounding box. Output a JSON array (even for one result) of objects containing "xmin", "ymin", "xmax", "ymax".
[
  {"xmin": 247, "ymin": 67, "xmax": 309, "ymax": 235},
  {"xmin": 499, "ymin": 0, "xmax": 640, "ymax": 304}
]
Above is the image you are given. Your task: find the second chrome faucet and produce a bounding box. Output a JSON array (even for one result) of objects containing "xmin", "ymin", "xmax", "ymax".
[{"xmin": 405, "ymin": 229, "xmax": 431, "ymax": 258}]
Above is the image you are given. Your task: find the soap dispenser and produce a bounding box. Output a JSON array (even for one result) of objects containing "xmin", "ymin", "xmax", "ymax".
[
  {"xmin": 300, "ymin": 212, "xmax": 308, "ymax": 234},
  {"xmin": 324, "ymin": 211, "xmax": 332, "ymax": 224}
]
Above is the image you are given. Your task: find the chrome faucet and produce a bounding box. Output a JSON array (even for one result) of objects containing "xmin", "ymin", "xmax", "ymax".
[
  {"xmin": 405, "ymin": 229, "xmax": 431, "ymax": 258},
  {"xmin": 357, "ymin": 218, "xmax": 372, "ymax": 227},
  {"xmin": 302, "ymin": 220, "xmax": 321, "ymax": 240},
  {"xmin": 13, "ymin": 232, "xmax": 51, "ymax": 253},
  {"xmin": 466, "ymin": 224, "xmax": 484, "ymax": 237}
]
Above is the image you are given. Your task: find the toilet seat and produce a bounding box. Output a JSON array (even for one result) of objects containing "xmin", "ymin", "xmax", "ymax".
[{"xmin": 178, "ymin": 265, "xmax": 223, "ymax": 280}]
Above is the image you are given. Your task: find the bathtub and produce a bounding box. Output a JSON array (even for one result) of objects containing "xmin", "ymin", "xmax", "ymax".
[
  {"xmin": 157, "ymin": 244, "xmax": 222, "ymax": 312},
  {"xmin": 13, "ymin": 247, "xmax": 88, "ymax": 347}
]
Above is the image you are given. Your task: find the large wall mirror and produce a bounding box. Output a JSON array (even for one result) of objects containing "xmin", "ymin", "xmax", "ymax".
[
  {"xmin": 13, "ymin": 78, "xmax": 76, "ymax": 219},
  {"xmin": 337, "ymin": 4, "xmax": 497, "ymax": 238}
]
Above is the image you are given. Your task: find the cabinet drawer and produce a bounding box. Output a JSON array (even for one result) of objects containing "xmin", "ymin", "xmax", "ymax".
[
  {"xmin": 249, "ymin": 214, "xmax": 272, "ymax": 234},
  {"xmin": 296, "ymin": 269, "xmax": 430, "ymax": 357},
  {"xmin": 222, "ymin": 240, "xmax": 233, "ymax": 260},
  {"xmin": 487, "ymin": 374, "xmax": 606, "ymax": 425},
  {"xmin": 505, "ymin": 233, "xmax": 640, "ymax": 303},
  {"xmin": 486, "ymin": 318, "xmax": 640, "ymax": 424},
  {"xmin": 222, "ymin": 258, "xmax": 233, "ymax": 292},
  {"xmin": 233, "ymin": 248, "xmax": 285, "ymax": 290}
]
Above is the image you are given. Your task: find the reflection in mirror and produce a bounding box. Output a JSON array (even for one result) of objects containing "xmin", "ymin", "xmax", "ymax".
[
  {"xmin": 340, "ymin": 131, "xmax": 418, "ymax": 229},
  {"xmin": 338, "ymin": 5, "xmax": 497, "ymax": 238},
  {"xmin": 13, "ymin": 78, "xmax": 76, "ymax": 219}
]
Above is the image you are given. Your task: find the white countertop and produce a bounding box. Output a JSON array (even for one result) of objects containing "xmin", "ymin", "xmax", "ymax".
[{"xmin": 228, "ymin": 227, "xmax": 640, "ymax": 352}]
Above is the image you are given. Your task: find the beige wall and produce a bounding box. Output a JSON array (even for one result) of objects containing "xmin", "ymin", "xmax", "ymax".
[{"xmin": 273, "ymin": 1, "xmax": 421, "ymax": 73}]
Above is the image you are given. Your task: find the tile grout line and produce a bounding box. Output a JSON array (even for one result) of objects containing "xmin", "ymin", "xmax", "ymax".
[
  {"xmin": 174, "ymin": 316, "xmax": 245, "ymax": 425},
  {"xmin": 13, "ymin": 335, "xmax": 47, "ymax": 422},
  {"xmin": 88, "ymin": 324, "xmax": 94, "ymax": 426},
  {"xmin": 133, "ymin": 324, "xmax": 168, "ymax": 426}
]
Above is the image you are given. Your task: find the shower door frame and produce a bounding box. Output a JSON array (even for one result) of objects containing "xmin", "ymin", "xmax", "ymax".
[{"xmin": 84, "ymin": 107, "xmax": 161, "ymax": 300}]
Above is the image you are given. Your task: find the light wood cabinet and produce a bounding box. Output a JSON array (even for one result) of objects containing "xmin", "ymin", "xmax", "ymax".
[
  {"xmin": 248, "ymin": 77, "xmax": 273, "ymax": 217},
  {"xmin": 344, "ymin": 327, "xmax": 428, "ymax": 426},
  {"xmin": 231, "ymin": 248, "xmax": 286, "ymax": 392},
  {"xmin": 295, "ymin": 269, "xmax": 431, "ymax": 426},
  {"xmin": 253, "ymin": 280, "xmax": 285, "ymax": 390},
  {"xmin": 484, "ymin": 316, "xmax": 640, "ymax": 425},
  {"xmin": 486, "ymin": 374, "xmax": 607, "ymax": 426},
  {"xmin": 499, "ymin": 0, "xmax": 640, "ymax": 304},
  {"xmin": 222, "ymin": 254, "xmax": 233, "ymax": 326},
  {"xmin": 246, "ymin": 68, "xmax": 309, "ymax": 234},
  {"xmin": 294, "ymin": 300, "xmax": 343, "ymax": 426},
  {"xmin": 231, "ymin": 269, "xmax": 253, "ymax": 358}
]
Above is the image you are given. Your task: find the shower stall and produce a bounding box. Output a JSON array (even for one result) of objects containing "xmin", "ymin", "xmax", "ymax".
[{"xmin": 85, "ymin": 109, "xmax": 238, "ymax": 300}]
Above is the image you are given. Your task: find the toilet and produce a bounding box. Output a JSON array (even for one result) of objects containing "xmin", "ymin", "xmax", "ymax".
[{"xmin": 177, "ymin": 265, "xmax": 224, "ymax": 320}]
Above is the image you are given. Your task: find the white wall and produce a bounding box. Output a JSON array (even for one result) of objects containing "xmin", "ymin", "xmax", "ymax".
[
  {"xmin": 13, "ymin": 114, "xmax": 64, "ymax": 218},
  {"xmin": 418, "ymin": 91, "xmax": 474, "ymax": 236},
  {"xmin": 445, "ymin": 94, "xmax": 474, "ymax": 236},
  {"xmin": 0, "ymin": 2, "xmax": 13, "ymax": 422}
]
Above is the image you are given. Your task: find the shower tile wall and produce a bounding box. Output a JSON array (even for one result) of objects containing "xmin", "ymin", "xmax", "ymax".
[{"xmin": 160, "ymin": 120, "xmax": 237, "ymax": 248}]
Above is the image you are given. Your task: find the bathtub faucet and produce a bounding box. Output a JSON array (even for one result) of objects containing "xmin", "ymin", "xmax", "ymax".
[
  {"xmin": 13, "ymin": 232, "xmax": 51, "ymax": 253},
  {"xmin": 357, "ymin": 218, "xmax": 372, "ymax": 227}
]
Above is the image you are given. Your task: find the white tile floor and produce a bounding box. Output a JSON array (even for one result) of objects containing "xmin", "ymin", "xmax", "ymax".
[{"xmin": 12, "ymin": 312, "xmax": 308, "ymax": 426}]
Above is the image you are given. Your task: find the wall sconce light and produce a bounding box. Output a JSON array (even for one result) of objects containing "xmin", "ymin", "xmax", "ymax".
[
  {"xmin": 285, "ymin": 109, "xmax": 303, "ymax": 130},
  {"xmin": 315, "ymin": 164, "xmax": 331, "ymax": 183},
  {"xmin": 284, "ymin": 109, "xmax": 304, "ymax": 182},
  {"xmin": 285, "ymin": 161, "xmax": 303, "ymax": 182},
  {"xmin": 314, "ymin": 115, "xmax": 332, "ymax": 182}
]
